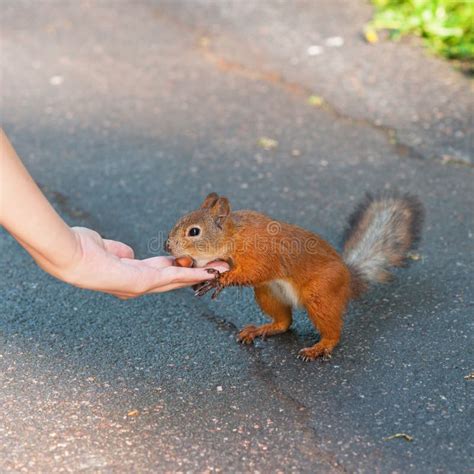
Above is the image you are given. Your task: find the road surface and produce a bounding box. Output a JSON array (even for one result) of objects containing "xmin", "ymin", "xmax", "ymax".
[{"xmin": 1, "ymin": 1, "xmax": 473, "ymax": 472}]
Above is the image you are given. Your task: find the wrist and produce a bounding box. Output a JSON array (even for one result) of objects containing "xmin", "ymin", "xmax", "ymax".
[
  {"xmin": 50, "ymin": 227, "xmax": 86, "ymax": 284},
  {"xmin": 26, "ymin": 226, "xmax": 84, "ymax": 284}
]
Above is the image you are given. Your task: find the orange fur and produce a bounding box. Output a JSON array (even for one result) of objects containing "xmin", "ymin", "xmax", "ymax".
[
  {"xmin": 167, "ymin": 192, "xmax": 423, "ymax": 361},
  {"xmin": 238, "ymin": 285, "xmax": 293, "ymax": 344},
  {"xmin": 213, "ymin": 217, "xmax": 351, "ymax": 359}
]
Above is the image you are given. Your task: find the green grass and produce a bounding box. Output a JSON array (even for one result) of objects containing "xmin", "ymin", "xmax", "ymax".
[{"xmin": 369, "ymin": 0, "xmax": 474, "ymax": 63}]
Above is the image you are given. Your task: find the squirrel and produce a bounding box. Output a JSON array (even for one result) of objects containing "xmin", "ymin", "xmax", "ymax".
[{"xmin": 165, "ymin": 191, "xmax": 424, "ymax": 361}]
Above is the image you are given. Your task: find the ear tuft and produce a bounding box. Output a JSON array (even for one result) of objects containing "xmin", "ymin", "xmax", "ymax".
[
  {"xmin": 212, "ymin": 197, "xmax": 231, "ymax": 228},
  {"xmin": 201, "ymin": 192, "xmax": 219, "ymax": 209}
]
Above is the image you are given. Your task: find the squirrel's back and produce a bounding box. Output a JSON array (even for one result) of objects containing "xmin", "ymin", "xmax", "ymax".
[
  {"xmin": 342, "ymin": 192, "xmax": 424, "ymax": 297},
  {"xmin": 229, "ymin": 209, "xmax": 343, "ymax": 282}
]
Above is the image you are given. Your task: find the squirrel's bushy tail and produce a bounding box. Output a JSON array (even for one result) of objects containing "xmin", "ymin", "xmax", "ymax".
[{"xmin": 342, "ymin": 192, "xmax": 424, "ymax": 298}]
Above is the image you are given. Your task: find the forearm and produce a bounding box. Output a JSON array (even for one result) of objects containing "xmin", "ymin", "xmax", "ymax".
[
  {"xmin": 0, "ymin": 129, "xmax": 79, "ymax": 273},
  {"xmin": 0, "ymin": 128, "xmax": 229, "ymax": 297}
]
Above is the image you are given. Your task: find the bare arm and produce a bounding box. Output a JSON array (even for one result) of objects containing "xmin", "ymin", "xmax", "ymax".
[{"xmin": 0, "ymin": 129, "xmax": 228, "ymax": 298}]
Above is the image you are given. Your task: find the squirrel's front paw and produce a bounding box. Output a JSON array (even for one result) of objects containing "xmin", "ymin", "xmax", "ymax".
[{"xmin": 194, "ymin": 269, "xmax": 224, "ymax": 300}]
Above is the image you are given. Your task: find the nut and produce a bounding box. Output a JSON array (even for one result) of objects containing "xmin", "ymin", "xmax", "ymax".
[{"xmin": 175, "ymin": 256, "xmax": 194, "ymax": 267}]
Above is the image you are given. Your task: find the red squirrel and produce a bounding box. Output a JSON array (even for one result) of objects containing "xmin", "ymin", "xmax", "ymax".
[{"xmin": 165, "ymin": 192, "xmax": 423, "ymax": 361}]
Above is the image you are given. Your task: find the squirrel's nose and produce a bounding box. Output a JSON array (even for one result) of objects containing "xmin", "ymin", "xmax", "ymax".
[{"xmin": 164, "ymin": 238, "xmax": 171, "ymax": 253}]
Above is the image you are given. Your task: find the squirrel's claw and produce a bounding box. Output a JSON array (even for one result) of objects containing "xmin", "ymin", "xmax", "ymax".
[
  {"xmin": 194, "ymin": 270, "xmax": 223, "ymax": 299},
  {"xmin": 211, "ymin": 284, "xmax": 223, "ymax": 300},
  {"xmin": 297, "ymin": 346, "xmax": 333, "ymax": 362},
  {"xmin": 194, "ymin": 280, "xmax": 215, "ymax": 297}
]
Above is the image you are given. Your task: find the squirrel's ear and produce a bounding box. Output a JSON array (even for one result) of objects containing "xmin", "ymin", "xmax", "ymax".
[
  {"xmin": 201, "ymin": 192, "xmax": 219, "ymax": 209},
  {"xmin": 211, "ymin": 197, "xmax": 231, "ymax": 228}
]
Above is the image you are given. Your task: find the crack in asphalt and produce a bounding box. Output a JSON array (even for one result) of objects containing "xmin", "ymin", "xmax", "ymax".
[
  {"xmin": 39, "ymin": 186, "xmax": 118, "ymax": 238},
  {"xmin": 199, "ymin": 310, "xmax": 240, "ymax": 333},
  {"xmin": 153, "ymin": 6, "xmax": 471, "ymax": 169},
  {"xmin": 199, "ymin": 41, "xmax": 474, "ymax": 168},
  {"xmin": 195, "ymin": 295, "xmax": 346, "ymax": 472},
  {"xmin": 249, "ymin": 355, "xmax": 348, "ymax": 473},
  {"xmin": 40, "ymin": 185, "xmax": 93, "ymax": 222}
]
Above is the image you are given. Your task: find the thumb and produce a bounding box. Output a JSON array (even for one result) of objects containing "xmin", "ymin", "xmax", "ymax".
[{"xmin": 103, "ymin": 239, "xmax": 135, "ymax": 259}]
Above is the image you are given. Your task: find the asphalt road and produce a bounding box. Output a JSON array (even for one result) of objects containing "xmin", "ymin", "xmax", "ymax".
[{"xmin": 1, "ymin": 1, "xmax": 473, "ymax": 472}]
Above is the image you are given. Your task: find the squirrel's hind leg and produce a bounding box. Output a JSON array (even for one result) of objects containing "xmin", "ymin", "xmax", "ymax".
[
  {"xmin": 298, "ymin": 292, "xmax": 347, "ymax": 362},
  {"xmin": 238, "ymin": 285, "xmax": 292, "ymax": 344},
  {"xmin": 297, "ymin": 265, "xmax": 351, "ymax": 361}
]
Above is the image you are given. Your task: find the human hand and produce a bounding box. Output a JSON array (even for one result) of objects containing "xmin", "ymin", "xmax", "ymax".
[
  {"xmin": 41, "ymin": 227, "xmax": 229, "ymax": 299},
  {"xmin": 0, "ymin": 129, "xmax": 229, "ymax": 298}
]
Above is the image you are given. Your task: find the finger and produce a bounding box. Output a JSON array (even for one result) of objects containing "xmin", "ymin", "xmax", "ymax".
[
  {"xmin": 120, "ymin": 256, "xmax": 175, "ymax": 269},
  {"xmin": 146, "ymin": 281, "xmax": 199, "ymax": 293},
  {"xmin": 104, "ymin": 260, "xmax": 220, "ymax": 296},
  {"xmin": 103, "ymin": 239, "xmax": 135, "ymax": 259},
  {"xmin": 141, "ymin": 256, "xmax": 176, "ymax": 268},
  {"xmin": 136, "ymin": 267, "xmax": 218, "ymax": 294},
  {"xmin": 160, "ymin": 266, "xmax": 222, "ymax": 284},
  {"xmin": 204, "ymin": 261, "xmax": 230, "ymax": 273}
]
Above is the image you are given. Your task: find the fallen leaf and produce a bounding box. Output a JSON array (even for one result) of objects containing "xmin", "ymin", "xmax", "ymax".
[
  {"xmin": 308, "ymin": 95, "xmax": 324, "ymax": 107},
  {"xmin": 384, "ymin": 433, "xmax": 413, "ymax": 442},
  {"xmin": 258, "ymin": 137, "xmax": 278, "ymax": 151},
  {"xmin": 407, "ymin": 252, "xmax": 422, "ymax": 261},
  {"xmin": 364, "ymin": 27, "xmax": 379, "ymax": 44}
]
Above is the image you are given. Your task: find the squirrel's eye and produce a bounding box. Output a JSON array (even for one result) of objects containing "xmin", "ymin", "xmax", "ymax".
[{"xmin": 188, "ymin": 227, "xmax": 201, "ymax": 237}]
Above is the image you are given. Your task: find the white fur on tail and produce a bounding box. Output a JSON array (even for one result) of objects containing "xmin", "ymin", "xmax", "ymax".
[{"xmin": 342, "ymin": 192, "xmax": 424, "ymax": 295}]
